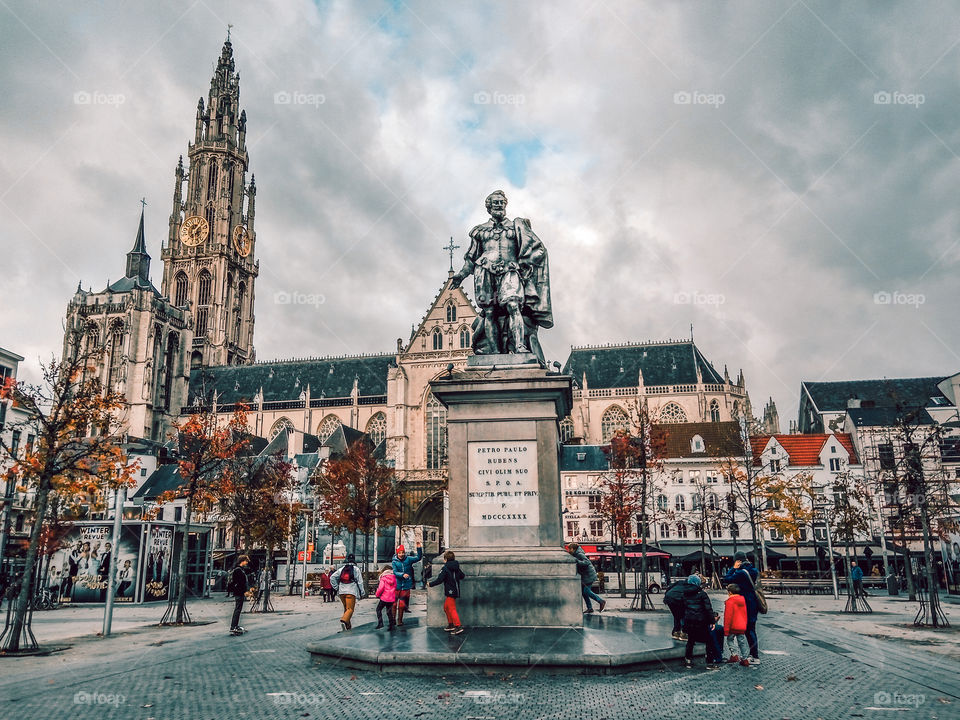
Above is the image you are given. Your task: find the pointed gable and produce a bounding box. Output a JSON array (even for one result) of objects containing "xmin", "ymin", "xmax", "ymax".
[{"xmin": 403, "ymin": 274, "xmax": 478, "ymax": 355}]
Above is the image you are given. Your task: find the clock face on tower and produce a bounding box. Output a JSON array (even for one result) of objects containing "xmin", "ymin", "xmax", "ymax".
[
  {"xmin": 232, "ymin": 225, "xmax": 251, "ymax": 257},
  {"xmin": 179, "ymin": 215, "xmax": 209, "ymax": 246}
]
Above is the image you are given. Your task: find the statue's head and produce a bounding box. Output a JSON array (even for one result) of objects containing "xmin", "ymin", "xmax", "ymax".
[{"xmin": 485, "ymin": 190, "xmax": 508, "ymax": 219}]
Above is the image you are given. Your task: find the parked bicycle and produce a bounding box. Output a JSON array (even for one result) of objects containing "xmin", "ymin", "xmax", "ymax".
[{"xmin": 32, "ymin": 587, "xmax": 60, "ymax": 611}]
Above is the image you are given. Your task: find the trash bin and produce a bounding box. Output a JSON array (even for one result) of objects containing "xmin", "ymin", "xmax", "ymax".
[{"xmin": 886, "ymin": 574, "xmax": 899, "ymax": 596}]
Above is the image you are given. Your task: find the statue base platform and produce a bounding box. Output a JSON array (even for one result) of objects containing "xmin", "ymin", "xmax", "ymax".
[{"xmin": 306, "ymin": 612, "xmax": 691, "ymax": 675}]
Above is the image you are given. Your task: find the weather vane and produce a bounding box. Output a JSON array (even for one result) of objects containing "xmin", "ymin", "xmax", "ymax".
[{"xmin": 227, "ymin": 23, "xmax": 233, "ymax": 41}]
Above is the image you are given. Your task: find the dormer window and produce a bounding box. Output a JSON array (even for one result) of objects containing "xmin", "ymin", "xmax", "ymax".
[
  {"xmin": 691, "ymin": 434, "xmax": 705, "ymax": 453},
  {"xmin": 445, "ymin": 302, "xmax": 457, "ymax": 323},
  {"xmin": 831, "ymin": 445, "xmax": 837, "ymax": 453}
]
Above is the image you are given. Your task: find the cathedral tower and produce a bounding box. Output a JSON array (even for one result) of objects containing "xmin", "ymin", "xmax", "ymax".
[{"xmin": 161, "ymin": 36, "xmax": 258, "ymax": 368}]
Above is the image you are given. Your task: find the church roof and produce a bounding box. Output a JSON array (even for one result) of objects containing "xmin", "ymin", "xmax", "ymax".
[
  {"xmin": 801, "ymin": 377, "xmax": 949, "ymax": 413},
  {"xmin": 188, "ymin": 353, "xmax": 395, "ymax": 405},
  {"xmin": 106, "ymin": 275, "xmax": 161, "ymax": 295},
  {"xmin": 562, "ymin": 340, "xmax": 725, "ymax": 389}
]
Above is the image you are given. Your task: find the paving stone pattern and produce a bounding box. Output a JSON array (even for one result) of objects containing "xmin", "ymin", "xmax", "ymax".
[{"xmin": 0, "ymin": 595, "xmax": 956, "ymax": 720}]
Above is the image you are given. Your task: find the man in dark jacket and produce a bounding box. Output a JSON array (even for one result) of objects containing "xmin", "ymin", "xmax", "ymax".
[
  {"xmin": 429, "ymin": 550, "xmax": 466, "ymax": 634},
  {"xmin": 663, "ymin": 579, "xmax": 687, "ymax": 640},
  {"xmin": 723, "ymin": 551, "xmax": 760, "ymax": 663},
  {"xmin": 566, "ymin": 543, "xmax": 606, "ymax": 613},
  {"xmin": 681, "ymin": 575, "xmax": 721, "ymax": 668},
  {"xmin": 228, "ymin": 555, "xmax": 250, "ymax": 635}
]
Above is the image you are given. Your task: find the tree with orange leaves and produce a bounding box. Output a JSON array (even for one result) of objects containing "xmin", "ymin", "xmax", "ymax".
[
  {"xmin": 0, "ymin": 354, "xmax": 136, "ymax": 652},
  {"xmin": 154, "ymin": 405, "xmax": 248, "ymax": 624},
  {"xmin": 599, "ymin": 401, "xmax": 668, "ymax": 606},
  {"xmin": 216, "ymin": 449, "xmax": 298, "ymax": 611},
  {"xmin": 312, "ymin": 439, "xmax": 400, "ymax": 572}
]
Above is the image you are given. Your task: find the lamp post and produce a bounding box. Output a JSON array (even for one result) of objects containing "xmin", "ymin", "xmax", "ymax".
[{"xmin": 815, "ymin": 500, "xmax": 839, "ymax": 599}]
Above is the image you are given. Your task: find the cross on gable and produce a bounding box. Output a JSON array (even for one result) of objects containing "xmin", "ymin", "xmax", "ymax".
[
  {"xmin": 443, "ymin": 236, "xmax": 460, "ymax": 271},
  {"xmin": 140, "ymin": 197, "xmax": 148, "ymax": 210}
]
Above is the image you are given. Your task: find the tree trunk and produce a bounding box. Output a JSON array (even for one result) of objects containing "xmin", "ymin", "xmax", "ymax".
[
  {"xmin": 262, "ymin": 544, "xmax": 273, "ymax": 612},
  {"xmin": 794, "ymin": 543, "xmax": 801, "ymax": 578},
  {"xmin": 4, "ymin": 477, "xmax": 52, "ymax": 651},
  {"xmin": 918, "ymin": 507, "xmax": 942, "ymax": 626},
  {"xmin": 173, "ymin": 494, "xmax": 194, "ymax": 624}
]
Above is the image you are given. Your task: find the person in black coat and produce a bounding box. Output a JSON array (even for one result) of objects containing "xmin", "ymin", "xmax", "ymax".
[
  {"xmin": 681, "ymin": 575, "xmax": 722, "ymax": 668},
  {"xmin": 429, "ymin": 550, "xmax": 466, "ymax": 634},
  {"xmin": 663, "ymin": 579, "xmax": 687, "ymax": 639},
  {"xmin": 228, "ymin": 555, "xmax": 250, "ymax": 635}
]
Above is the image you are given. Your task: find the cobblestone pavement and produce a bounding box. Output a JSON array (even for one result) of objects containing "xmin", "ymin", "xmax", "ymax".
[{"xmin": 0, "ymin": 592, "xmax": 957, "ymax": 720}]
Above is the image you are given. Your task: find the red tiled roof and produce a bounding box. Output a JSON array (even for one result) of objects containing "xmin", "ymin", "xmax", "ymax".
[{"xmin": 750, "ymin": 433, "xmax": 859, "ymax": 466}]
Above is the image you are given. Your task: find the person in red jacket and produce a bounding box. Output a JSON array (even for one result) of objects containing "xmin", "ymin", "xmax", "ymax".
[{"xmin": 723, "ymin": 583, "xmax": 750, "ymax": 665}]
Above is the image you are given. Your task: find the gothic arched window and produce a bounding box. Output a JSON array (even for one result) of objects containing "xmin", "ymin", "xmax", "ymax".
[
  {"xmin": 269, "ymin": 417, "xmax": 294, "ymax": 440},
  {"xmin": 446, "ymin": 303, "xmax": 457, "ymax": 323},
  {"xmin": 365, "ymin": 412, "xmax": 387, "ymax": 447},
  {"xmin": 205, "ymin": 203, "xmax": 215, "ymax": 238},
  {"xmin": 658, "ymin": 402, "xmax": 687, "ymax": 424},
  {"xmin": 425, "ymin": 393, "xmax": 447, "ymax": 470},
  {"xmin": 161, "ymin": 333, "xmax": 178, "ymax": 410},
  {"xmin": 235, "ymin": 282, "xmax": 246, "ymax": 343},
  {"xmin": 196, "ymin": 270, "xmax": 212, "ymax": 336},
  {"xmin": 459, "ymin": 327, "xmax": 470, "ymax": 349},
  {"xmin": 660, "ymin": 523, "xmax": 671, "ymax": 539},
  {"xmin": 107, "ymin": 323, "xmax": 124, "ymax": 390},
  {"xmin": 656, "ymin": 494, "xmax": 668, "ymax": 511},
  {"xmin": 709, "ymin": 399, "xmax": 721, "ymax": 422},
  {"xmin": 432, "ymin": 328, "xmax": 443, "ymax": 351},
  {"xmin": 559, "ymin": 417, "xmax": 575, "ymax": 443},
  {"xmin": 675, "ymin": 494, "xmax": 686, "ymax": 512},
  {"xmin": 316, "ymin": 415, "xmax": 342, "ymax": 443},
  {"xmin": 676, "ymin": 522, "xmax": 688, "ymax": 539},
  {"xmin": 174, "ymin": 272, "xmax": 189, "ymax": 307},
  {"xmin": 600, "ymin": 405, "xmax": 629, "ymax": 442},
  {"xmin": 208, "ymin": 162, "xmax": 218, "ymax": 200}
]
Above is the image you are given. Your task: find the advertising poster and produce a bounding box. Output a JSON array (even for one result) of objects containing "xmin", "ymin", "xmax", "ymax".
[
  {"xmin": 50, "ymin": 524, "xmax": 140, "ymax": 604},
  {"xmin": 142, "ymin": 526, "xmax": 173, "ymax": 601}
]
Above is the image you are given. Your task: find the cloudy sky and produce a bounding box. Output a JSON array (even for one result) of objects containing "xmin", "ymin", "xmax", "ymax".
[{"xmin": 1, "ymin": 0, "xmax": 958, "ymax": 426}]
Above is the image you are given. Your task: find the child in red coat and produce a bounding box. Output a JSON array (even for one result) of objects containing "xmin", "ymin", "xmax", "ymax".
[
  {"xmin": 374, "ymin": 565, "xmax": 398, "ymax": 630},
  {"xmin": 723, "ymin": 583, "xmax": 750, "ymax": 665}
]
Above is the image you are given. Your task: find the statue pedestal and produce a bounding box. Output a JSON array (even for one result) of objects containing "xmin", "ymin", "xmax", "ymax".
[{"xmin": 427, "ymin": 363, "xmax": 581, "ymax": 628}]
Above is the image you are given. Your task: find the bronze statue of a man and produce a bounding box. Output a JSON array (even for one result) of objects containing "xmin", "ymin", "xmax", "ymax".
[{"xmin": 451, "ymin": 190, "xmax": 553, "ymax": 365}]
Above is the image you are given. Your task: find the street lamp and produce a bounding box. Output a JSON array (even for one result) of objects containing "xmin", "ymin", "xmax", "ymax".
[{"xmin": 814, "ymin": 499, "xmax": 839, "ymax": 599}]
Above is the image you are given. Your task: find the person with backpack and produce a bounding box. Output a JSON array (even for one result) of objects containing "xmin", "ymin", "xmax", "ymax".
[
  {"xmin": 663, "ymin": 578, "xmax": 687, "ymax": 640},
  {"xmin": 429, "ymin": 550, "xmax": 466, "ymax": 634},
  {"xmin": 227, "ymin": 555, "xmax": 250, "ymax": 636},
  {"xmin": 331, "ymin": 553, "xmax": 365, "ymax": 631},
  {"xmin": 723, "ymin": 551, "xmax": 762, "ymax": 664},
  {"xmin": 392, "ymin": 542, "xmax": 423, "ymax": 626},
  {"xmin": 681, "ymin": 575, "xmax": 722, "ymax": 669}
]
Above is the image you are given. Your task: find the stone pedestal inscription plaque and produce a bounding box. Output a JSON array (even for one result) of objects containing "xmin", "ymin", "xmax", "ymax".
[{"xmin": 468, "ymin": 440, "xmax": 539, "ymax": 527}]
